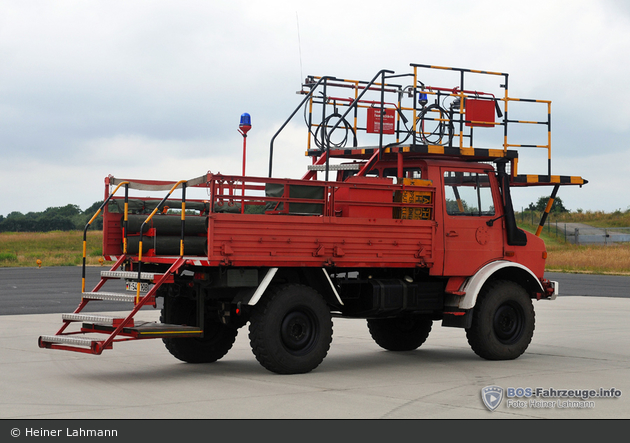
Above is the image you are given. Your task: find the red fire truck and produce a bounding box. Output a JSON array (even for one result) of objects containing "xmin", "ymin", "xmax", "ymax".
[{"xmin": 39, "ymin": 63, "xmax": 586, "ymax": 374}]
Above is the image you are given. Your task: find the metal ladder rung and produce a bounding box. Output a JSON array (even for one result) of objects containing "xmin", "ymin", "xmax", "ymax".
[
  {"xmin": 82, "ymin": 292, "xmax": 137, "ymax": 302},
  {"xmin": 101, "ymin": 270, "xmax": 158, "ymax": 281},
  {"xmin": 39, "ymin": 335, "xmax": 98, "ymax": 347},
  {"xmin": 61, "ymin": 314, "xmax": 122, "ymax": 325}
]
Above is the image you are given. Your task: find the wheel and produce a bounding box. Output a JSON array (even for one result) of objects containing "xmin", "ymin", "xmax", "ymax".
[
  {"xmin": 161, "ymin": 297, "xmax": 238, "ymax": 364},
  {"xmin": 367, "ymin": 315, "xmax": 432, "ymax": 351},
  {"xmin": 248, "ymin": 284, "xmax": 333, "ymax": 374},
  {"xmin": 466, "ymin": 280, "xmax": 535, "ymax": 360}
]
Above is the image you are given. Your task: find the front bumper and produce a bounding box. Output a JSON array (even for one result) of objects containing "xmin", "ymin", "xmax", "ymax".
[{"xmin": 541, "ymin": 279, "xmax": 558, "ymax": 300}]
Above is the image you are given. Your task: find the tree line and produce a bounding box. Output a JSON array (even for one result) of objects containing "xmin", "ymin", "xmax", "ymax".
[
  {"xmin": 0, "ymin": 202, "xmax": 104, "ymax": 232},
  {"xmin": 525, "ymin": 196, "xmax": 569, "ymax": 213}
]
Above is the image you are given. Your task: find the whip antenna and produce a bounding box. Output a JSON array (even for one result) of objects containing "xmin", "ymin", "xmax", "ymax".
[{"xmin": 296, "ymin": 12, "xmax": 304, "ymax": 82}]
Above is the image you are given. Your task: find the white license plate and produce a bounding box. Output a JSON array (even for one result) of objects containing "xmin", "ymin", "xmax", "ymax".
[{"xmin": 126, "ymin": 281, "xmax": 149, "ymax": 293}]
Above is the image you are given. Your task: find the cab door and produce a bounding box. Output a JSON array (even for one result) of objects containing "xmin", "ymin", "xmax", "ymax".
[{"xmin": 442, "ymin": 168, "xmax": 504, "ymax": 276}]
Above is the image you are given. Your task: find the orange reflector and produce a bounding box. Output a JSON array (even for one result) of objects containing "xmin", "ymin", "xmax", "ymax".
[
  {"xmin": 505, "ymin": 251, "xmax": 515, "ymax": 257},
  {"xmin": 542, "ymin": 252, "xmax": 548, "ymax": 259}
]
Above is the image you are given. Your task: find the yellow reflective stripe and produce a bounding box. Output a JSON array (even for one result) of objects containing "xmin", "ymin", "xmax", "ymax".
[
  {"xmin": 544, "ymin": 198, "xmax": 555, "ymax": 213},
  {"xmin": 137, "ymin": 330, "xmax": 202, "ymax": 336},
  {"xmin": 87, "ymin": 208, "xmax": 102, "ymax": 225}
]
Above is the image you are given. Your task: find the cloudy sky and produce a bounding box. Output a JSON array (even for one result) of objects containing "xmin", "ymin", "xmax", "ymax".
[{"xmin": 2, "ymin": 0, "xmax": 629, "ymax": 216}]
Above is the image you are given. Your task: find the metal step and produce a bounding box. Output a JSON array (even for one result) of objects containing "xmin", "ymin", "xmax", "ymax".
[
  {"xmin": 39, "ymin": 335, "xmax": 98, "ymax": 348},
  {"xmin": 61, "ymin": 314, "xmax": 124, "ymax": 325},
  {"xmin": 130, "ymin": 323, "xmax": 203, "ymax": 338},
  {"xmin": 81, "ymin": 321, "xmax": 203, "ymax": 338},
  {"xmin": 82, "ymin": 292, "xmax": 137, "ymax": 303},
  {"xmin": 101, "ymin": 270, "xmax": 158, "ymax": 281}
]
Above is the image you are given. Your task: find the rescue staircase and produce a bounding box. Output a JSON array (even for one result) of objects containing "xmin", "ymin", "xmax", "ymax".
[
  {"xmin": 38, "ymin": 255, "xmax": 203, "ymax": 355},
  {"xmin": 39, "ymin": 179, "xmax": 206, "ymax": 355}
]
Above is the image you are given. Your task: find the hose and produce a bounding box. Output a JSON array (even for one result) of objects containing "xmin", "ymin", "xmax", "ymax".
[
  {"xmin": 304, "ymin": 96, "xmax": 357, "ymax": 151},
  {"xmin": 313, "ymin": 112, "xmax": 357, "ymax": 151},
  {"xmin": 415, "ymin": 103, "xmax": 454, "ymax": 146}
]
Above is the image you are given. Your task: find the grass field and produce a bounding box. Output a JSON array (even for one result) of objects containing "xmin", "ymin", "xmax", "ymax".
[
  {"xmin": 0, "ymin": 231, "xmax": 104, "ymax": 267},
  {"xmin": 1, "ymin": 211, "xmax": 629, "ymax": 274},
  {"xmin": 518, "ymin": 221, "xmax": 630, "ymax": 275}
]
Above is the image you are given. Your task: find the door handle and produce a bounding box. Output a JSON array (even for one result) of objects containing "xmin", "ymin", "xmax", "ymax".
[{"xmin": 446, "ymin": 231, "xmax": 459, "ymax": 237}]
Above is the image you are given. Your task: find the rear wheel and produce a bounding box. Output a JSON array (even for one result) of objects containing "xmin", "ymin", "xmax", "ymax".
[
  {"xmin": 466, "ymin": 280, "xmax": 535, "ymax": 360},
  {"xmin": 367, "ymin": 316, "xmax": 433, "ymax": 351},
  {"xmin": 249, "ymin": 284, "xmax": 333, "ymax": 374},
  {"xmin": 161, "ymin": 297, "xmax": 238, "ymax": 364}
]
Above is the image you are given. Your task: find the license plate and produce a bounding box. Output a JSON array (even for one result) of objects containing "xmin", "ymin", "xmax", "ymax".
[{"xmin": 126, "ymin": 281, "xmax": 149, "ymax": 293}]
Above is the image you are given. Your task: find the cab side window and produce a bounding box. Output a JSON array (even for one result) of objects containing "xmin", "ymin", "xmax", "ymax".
[{"xmin": 444, "ymin": 171, "xmax": 495, "ymax": 216}]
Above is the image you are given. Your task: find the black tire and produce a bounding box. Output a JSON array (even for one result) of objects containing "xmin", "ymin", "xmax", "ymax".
[
  {"xmin": 248, "ymin": 284, "xmax": 333, "ymax": 374},
  {"xmin": 161, "ymin": 297, "xmax": 238, "ymax": 364},
  {"xmin": 367, "ymin": 316, "xmax": 433, "ymax": 351},
  {"xmin": 466, "ymin": 280, "xmax": 535, "ymax": 360}
]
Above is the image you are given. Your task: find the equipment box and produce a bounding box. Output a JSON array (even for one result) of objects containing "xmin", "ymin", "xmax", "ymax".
[
  {"xmin": 335, "ymin": 176, "xmax": 394, "ymax": 218},
  {"xmin": 340, "ymin": 279, "xmax": 444, "ymax": 316}
]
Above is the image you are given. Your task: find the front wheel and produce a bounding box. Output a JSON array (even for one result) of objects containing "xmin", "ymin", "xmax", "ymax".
[
  {"xmin": 249, "ymin": 284, "xmax": 333, "ymax": 374},
  {"xmin": 466, "ymin": 280, "xmax": 535, "ymax": 360}
]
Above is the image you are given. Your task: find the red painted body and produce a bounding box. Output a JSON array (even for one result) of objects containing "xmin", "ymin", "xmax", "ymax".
[{"xmin": 101, "ymin": 158, "xmax": 547, "ymax": 281}]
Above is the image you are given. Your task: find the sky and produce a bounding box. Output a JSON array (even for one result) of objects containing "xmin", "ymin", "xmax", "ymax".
[{"xmin": 1, "ymin": 0, "xmax": 630, "ymax": 217}]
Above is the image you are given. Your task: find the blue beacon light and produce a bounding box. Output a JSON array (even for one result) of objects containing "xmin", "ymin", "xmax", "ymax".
[{"xmin": 239, "ymin": 113, "xmax": 252, "ymax": 135}]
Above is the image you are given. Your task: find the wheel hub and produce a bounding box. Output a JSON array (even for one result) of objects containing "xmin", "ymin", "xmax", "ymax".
[
  {"xmin": 281, "ymin": 310, "xmax": 317, "ymax": 353},
  {"xmin": 494, "ymin": 303, "xmax": 523, "ymax": 344}
]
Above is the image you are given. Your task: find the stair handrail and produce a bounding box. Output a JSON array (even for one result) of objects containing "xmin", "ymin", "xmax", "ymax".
[
  {"xmin": 82, "ymin": 181, "xmax": 129, "ymax": 293},
  {"xmin": 135, "ymin": 180, "xmax": 188, "ymax": 303}
]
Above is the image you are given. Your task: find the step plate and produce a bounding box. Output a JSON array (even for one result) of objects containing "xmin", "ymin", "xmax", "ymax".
[
  {"xmin": 101, "ymin": 270, "xmax": 159, "ymax": 281},
  {"xmin": 62, "ymin": 314, "xmax": 119, "ymax": 325},
  {"xmin": 82, "ymin": 292, "xmax": 137, "ymax": 302},
  {"xmin": 39, "ymin": 335, "xmax": 98, "ymax": 347},
  {"xmin": 81, "ymin": 322, "xmax": 204, "ymax": 339}
]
